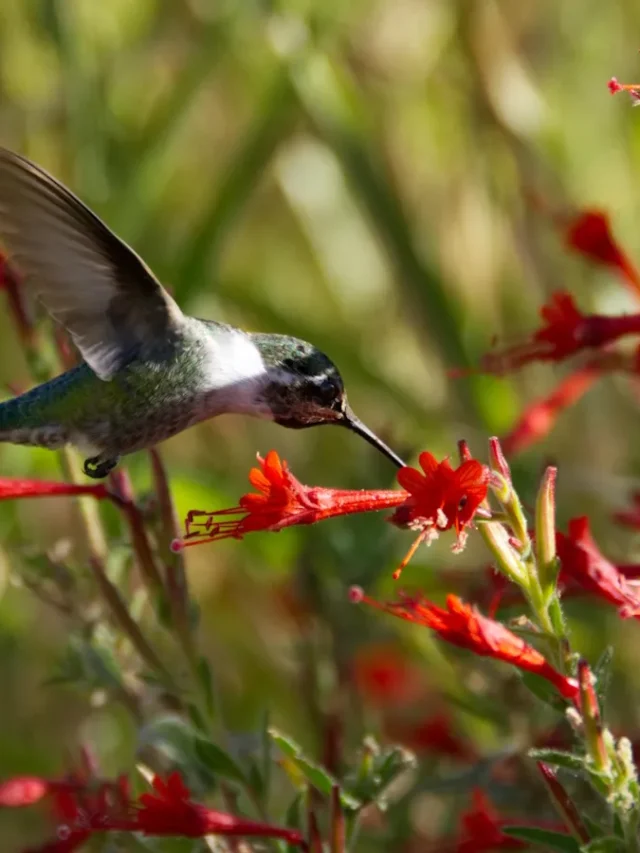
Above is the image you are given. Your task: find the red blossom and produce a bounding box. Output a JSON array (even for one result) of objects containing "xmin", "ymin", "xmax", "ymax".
[
  {"xmin": 556, "ymin": 517, "xmax": 640, "ymax": 618},
  {"xmin": 1, "ymin": 768, "xmax": 128, "ymax": 853},
  {"xmin": 565, "ymin": 210, "xmax": 640, "ymax": 297},
  {"xmin": 352, "ymin": 643, "xmax": 424, "ymax": 707},
  {"xmin": 0, "ymin": 775, "xmax": 52, "ymax": 807},
  {"xmin": 3, "ymin": 770, "xmax": 307, "ymax": 850},
  {"xmin": 446, "ymin": 788, "xmax": 569, "ymax": 853},
  {"xmin": 0, "ymin": 478, "xmax": 110, "ymax": 501},
  {"xmin": 388, "ymin": 452, "xmax": 489, "ymax": 576},
  {"xmin": 350, "ymin": 589, "xmax": 579, "ymax": 702},
  {"xmin": 480, "ymin": 292, "xmax": 640, "ymax": 374},
  {"xmin": 452, "ymin": 789, "xmax": 526, "ymax": 852},
  {"xmin": 501, "ymin": 367, "xmax": 599, "ymax": 456},
  {"xmin": 108, "ymin": 772, "xmax": 306, "ymax": 845},
  {"xmin": 176, "ymin": 450, "xmax": 407, "ymax": 549}
]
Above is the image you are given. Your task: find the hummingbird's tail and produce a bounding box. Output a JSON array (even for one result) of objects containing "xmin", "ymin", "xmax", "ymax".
[{"xmin": 0, "ymin": 387, "xmax": 69, "ymax": 448}]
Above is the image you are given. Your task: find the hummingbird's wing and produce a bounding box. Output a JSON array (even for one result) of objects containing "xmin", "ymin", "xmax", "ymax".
[{"xmin": 0, "ymin": 147, "xmax": 185, "ymax": 380}]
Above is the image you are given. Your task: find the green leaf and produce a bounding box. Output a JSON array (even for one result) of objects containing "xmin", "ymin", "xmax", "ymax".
[
  {"xmin": 196, "ymin": 656, "xmax": 215, "ymax": 718},
  {"xmin": 520, "ymin": 672, "xmax": 570, "ymax": 712},
  {"xmin": 193, "ymin": 738, "xmax": 247, "ymax": 785},
  {"xmin": 269, "ymin": 728, "xmax": 360, "ymax": 810},
  {"xmin": 581, "ymin": 838, "xmax": 626, "ymax": 853},
  {"xmin": 347, "ymin": 739, "xmax": 417, "ymax": 807},
  {"xmin": 274, "ymin": 793, "xmax": 304, "ymax": 853},
  {"xmin": 529, "ymin": 748, "xmax": 586, "ymax": 773},
  {"xmin": 502, "ymin": 825, "xmax": 580, "ymax": 853},
  {"xmin": 137, "ymin": 715, "xmax": 199, "ymax": 768}
]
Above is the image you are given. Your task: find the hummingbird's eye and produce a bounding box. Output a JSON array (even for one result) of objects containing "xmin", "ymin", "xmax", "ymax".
[{"xmin": 313, "ymin": 375, "xmax": 342, "ymax": 408}]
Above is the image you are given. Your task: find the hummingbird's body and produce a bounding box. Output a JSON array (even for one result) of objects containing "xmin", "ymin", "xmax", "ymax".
[
  {"xmin": 0, "ymin": 147, "xmax": 404, "ymax": 476},
  {"xmin": 0, "ymin": 319, "xmax": 269, "ymax": 456}
]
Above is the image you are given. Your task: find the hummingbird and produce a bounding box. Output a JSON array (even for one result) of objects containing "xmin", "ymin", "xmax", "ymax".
[{"xmin": 0, "ymin": 148, "xmax": 405, "ymax": 478}]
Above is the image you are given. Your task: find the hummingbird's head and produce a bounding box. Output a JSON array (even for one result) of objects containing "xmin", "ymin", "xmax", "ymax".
[{"xmin": 251, "ymin": 333, "xmax": 405, "ymax": 469}]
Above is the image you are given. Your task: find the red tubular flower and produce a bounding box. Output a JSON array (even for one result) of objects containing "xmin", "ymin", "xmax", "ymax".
[
  {"xmin": 0, "ymin": 478, "xmax": 110, "ymax": 501},
  {"xmin": 564, "ymin": 210, "xmax": 640, "ymax": 297},
  {"xmin": 351, "ymin": 589, "xmax": 579, "ymax": 702},
  {"xmin": 388, "ymin": 452, "xmax": 489, "ymax": 576},
  {"xmin": 480, "ymin": 292, "xmax": 640, "ymax": 374},
  {"xmin": 176, "ymin": 450, "xmax": 407, "ymax": 549},
  {"xmin": 107, "ymin": 772, "xmax": 306, "ymax": 846},
  {"xmin": 5, "ymin": 771, "xmax": 306, "ymax": 850},
  {"xmin": 1, "ymin": 768, "xmax": 127, "ymax": 853},
  {"xmin": 501, "ymin": 367, "xmax": 599, "ymax": 456},
  {"xmin": 446, "ymin": 789, "xmax": 569, "ymax": 853},
  {"xmin": 452, "ymin": 789, "xmax": 527, "ymax": 852},
  {"xmin": 556, "ymin": 517, "xmax": 640, "ymax": 618}
]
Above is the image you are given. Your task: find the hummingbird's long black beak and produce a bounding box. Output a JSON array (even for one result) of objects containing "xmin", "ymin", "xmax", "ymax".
[{"xmin": 343, "ymin": 409, "xmax": 406, "ymax": 469}]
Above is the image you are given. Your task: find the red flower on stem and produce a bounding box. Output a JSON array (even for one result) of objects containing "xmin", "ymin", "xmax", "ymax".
[
  {"xmin": 104, "ymin": 772, "xmax": 307, "ymax": 846},
  {"xmin": 388, "ymin": 451, "xmax": 489, "ymax": 577},
  {"xmin": 564, "ymin": 210, "xmax": 640, "ymax": 297},
  {"xmin": 443, "ymin": 788, "xmax": 569, "ymax": 853},
  {"xmin": 0, "ymin": 478, "xmax": 110, "ymax": 501},
  {"xmin": 450, "ymin": 789, "xmax": 527, "ymax": 852},
  {"xmin": 175, "ymin": 450, "xmax": 406, "ymax": 549},
  {"xmin": 1, "ymin": 769, "xmax": 129, "ymax": 853},
  {"xmin": 350, "ymin": 589, "xmax": 579, "ymax": 702},
  {"xmin": 480, "ymin": 292, "xmax": 640, "ymax": 374},
  {"xmin": 174, "ymin": 449, "xmax": 488, "ymax": 575},
  {"xmin": 501, "ymin": 367, "xmax": 599, "ymax": 456},
  {"xmin": 2, "ymin": 770, "xmax": 306, "ymax": 850},
  {"xmin": 556, "ymin": 517, "xmax": 640, "ymax": 618}
]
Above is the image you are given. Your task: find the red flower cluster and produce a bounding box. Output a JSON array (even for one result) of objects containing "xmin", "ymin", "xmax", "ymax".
[
  {"xmin": 481, "ymin": 292, "xmax": 640, "ymax": 375},
  {"xmin": 429, "ymin": 788, "xmax": 571, "ymax": 853},
  {"xmin": 464, "ymin": 201, "xmax": 640, "ymax": 454},
  {"xmin": 451, "ymin": 789, "xmax": 527, "ymax": 852},
  {"xmin": 176, "ymin": 450, "xmax": 489, "ymax": 576},
  {"xmin": 1, "ymin": 770, "xmax": 306, "ymax": 851},
  {"xmin": 350, "ymin": 589, "xmax": 579, "ymax": 702}
]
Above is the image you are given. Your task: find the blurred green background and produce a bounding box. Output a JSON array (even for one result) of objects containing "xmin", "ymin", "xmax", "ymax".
[{"xmin": 2, "ymin": 0, "xmax": 640, "ymax": 849}]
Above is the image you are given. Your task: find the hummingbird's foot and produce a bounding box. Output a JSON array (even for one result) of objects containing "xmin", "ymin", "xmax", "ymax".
[{"xmin": 83, "ymin": 455, "xmax": 119, "ymax": 479}]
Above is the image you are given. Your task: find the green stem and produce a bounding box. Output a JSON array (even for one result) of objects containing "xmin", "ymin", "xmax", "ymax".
[{"xmin": 57, "ymin": 447, "xmax": 108, "ymax": 561}]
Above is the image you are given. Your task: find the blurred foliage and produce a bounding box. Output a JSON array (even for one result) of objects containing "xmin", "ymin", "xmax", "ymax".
[{"xmin": 2, "ymin": 0, "xmax": 640, "ymax": 849}]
